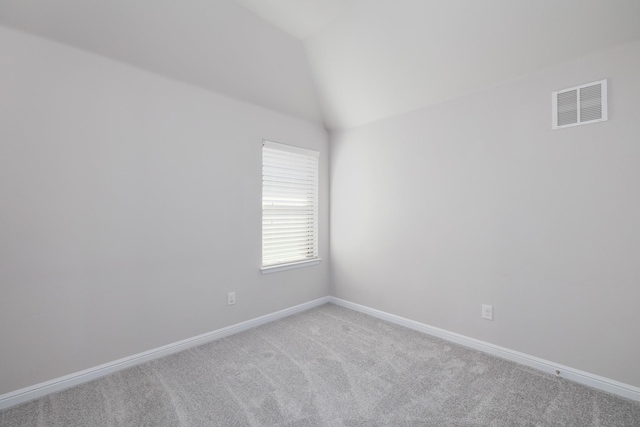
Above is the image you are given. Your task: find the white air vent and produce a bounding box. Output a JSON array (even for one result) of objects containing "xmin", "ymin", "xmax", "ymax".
[{"xmin": 552, "ymin": 79, "xmax": 607, "ymax": 129}]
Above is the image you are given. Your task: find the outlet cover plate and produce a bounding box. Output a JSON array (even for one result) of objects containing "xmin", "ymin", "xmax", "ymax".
[{"xmin": 482, "ymin": 304, "xmax": 493, "ymax": 320}]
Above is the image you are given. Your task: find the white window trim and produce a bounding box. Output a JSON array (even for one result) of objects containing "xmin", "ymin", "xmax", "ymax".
[
  {"xmin": 261, "ymin": 140, "xmax": 320, "ymax": 273},
  {"xmin": 260, "ymin": 258, "xmax": 322, "ymax": 274}
]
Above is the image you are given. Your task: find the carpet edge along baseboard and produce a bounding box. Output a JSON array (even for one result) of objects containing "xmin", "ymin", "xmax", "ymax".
[
  {"xmin": 328, "ymin": 296, "xmax": 640, "ymax": 402},
  {"xmin": 0, "ymin": 296, "xmax": 330, "ymax": 411},
  {"xmin": 1, "ymin": 295, "xmax": 638, "ymax": 410}
]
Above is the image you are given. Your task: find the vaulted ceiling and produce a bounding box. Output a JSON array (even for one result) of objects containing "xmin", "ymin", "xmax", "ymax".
[
  {"xmin": 2, "ymin": 0, "xmax": 640, "ymax": 131},
  {"xmin": 0, "ymin": 0, "xmax": 324, "ymax": 124},
  {"xmin": 233, "ymin": 0, "xmax": 356, "ymax": 40}
]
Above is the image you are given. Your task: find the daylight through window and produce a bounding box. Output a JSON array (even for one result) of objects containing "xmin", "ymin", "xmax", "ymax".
[{"xmin": 262, "ymin": 141, "xmax": 319, "ymax": 270}]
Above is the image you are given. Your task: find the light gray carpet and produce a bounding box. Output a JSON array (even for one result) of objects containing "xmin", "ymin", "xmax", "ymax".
[{"xmin": 1, "ymin": 303, "xmax": 639, "ymax": 426}]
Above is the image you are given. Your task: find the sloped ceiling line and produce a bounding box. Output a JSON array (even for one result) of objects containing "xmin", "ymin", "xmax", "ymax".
[{"xmin": 2, "ymin": 0, "xmax": 640, "ymax": 130}]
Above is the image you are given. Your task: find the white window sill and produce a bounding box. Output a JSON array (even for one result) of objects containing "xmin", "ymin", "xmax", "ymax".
[{"xmin": 261, "ymin": 258, "xmax": 322, "ymax": 274}]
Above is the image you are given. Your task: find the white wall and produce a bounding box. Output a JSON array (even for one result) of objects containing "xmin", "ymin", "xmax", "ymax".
[
  {"xmin": 0, "ymin": 26, "xmax": 329, "ymax": 395},
  {"xmin": 330, "ymin": 40, "xmax": 640, "ymax": 387}
]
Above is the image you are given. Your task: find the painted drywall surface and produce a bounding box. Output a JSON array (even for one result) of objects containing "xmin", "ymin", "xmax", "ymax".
[
  {"xmin": 0, "ymin": 0, "xmax": 323, "ymax": 124},
  {"xmin": 0, "ymin": 27, "xmax": 329, "ymax": 395},
  {"xmin": 330, "ymin": 41, "xmax": 640, "ymax": 387},
  {"xmin": 306, "ymin": 0, "xmax": 640, "ymax": 130}
]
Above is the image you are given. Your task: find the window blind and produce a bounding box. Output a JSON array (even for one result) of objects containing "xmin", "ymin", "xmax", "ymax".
[{"xmin": 262, "ymin": 141, "xmax": 319, "ymax": 268}]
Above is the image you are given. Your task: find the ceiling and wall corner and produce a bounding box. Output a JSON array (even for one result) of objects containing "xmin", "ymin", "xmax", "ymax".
[
  {"xmin": 300, "ymin": 0, "xmax": 640, "ymax": 130},
  {"xmin": 232, "ymin": 0, "xmax": 356, "ymax": 40},
  {"xmin": 0, "ymin": 0, "xmax": 323, "ymax": 124},
  {"xmin": 2, "ymin": 1, "xmax": 640, "ymax": 131}
]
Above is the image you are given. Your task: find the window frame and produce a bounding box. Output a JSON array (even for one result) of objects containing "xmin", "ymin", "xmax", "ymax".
[{"xmin": 261, "ymin": 140, "xmax": 321, "ymax": 274}]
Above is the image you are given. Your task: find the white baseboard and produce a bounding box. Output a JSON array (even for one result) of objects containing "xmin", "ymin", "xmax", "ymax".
[
  {"xmin": 328, "ymin": 296, "xmax": 640, "ymax": 402},
  {"xmin": 3, "ymin": 295, "xmax": 638, "ymax": 410},
  {"xmin": 0, "ymin": 296, "xmax": 330, "ymax": 411}
]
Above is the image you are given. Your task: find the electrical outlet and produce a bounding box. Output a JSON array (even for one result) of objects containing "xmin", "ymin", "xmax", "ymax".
[
  {"xmin": 482, "ymin": 304, "xmax": 493, "ymax": 320},
  {"xmin": 227, "ymin": 292, "xmax": 236, "ymax": 306}
]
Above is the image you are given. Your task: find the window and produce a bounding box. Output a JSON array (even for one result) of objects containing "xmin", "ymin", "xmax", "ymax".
[{"xmin": 262, "ymin": 140, "xmax": 320, "ymax": 273}]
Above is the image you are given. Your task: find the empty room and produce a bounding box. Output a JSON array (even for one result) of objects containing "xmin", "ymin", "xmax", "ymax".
[{"xmin": 1, "ymin": 0, "xmax": 640, "ymax": 425}]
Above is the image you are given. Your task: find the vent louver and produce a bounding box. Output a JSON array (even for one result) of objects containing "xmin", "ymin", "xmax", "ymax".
[{"xmin": 552, "ymin": 79, "xmax": 607, "ymax": 129}]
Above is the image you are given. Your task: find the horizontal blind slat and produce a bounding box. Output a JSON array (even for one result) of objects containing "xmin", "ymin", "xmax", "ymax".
[
  {"xmin": 263, "ymin": 247, "xmax": 316, "ymax": 257},
  {"xmin": 262, "ymin": 239, "xmax": 313, "ymax": 254},
  {"xmin": 263, "ymin": 249, "xmax": 317, "ymax": 259}
]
